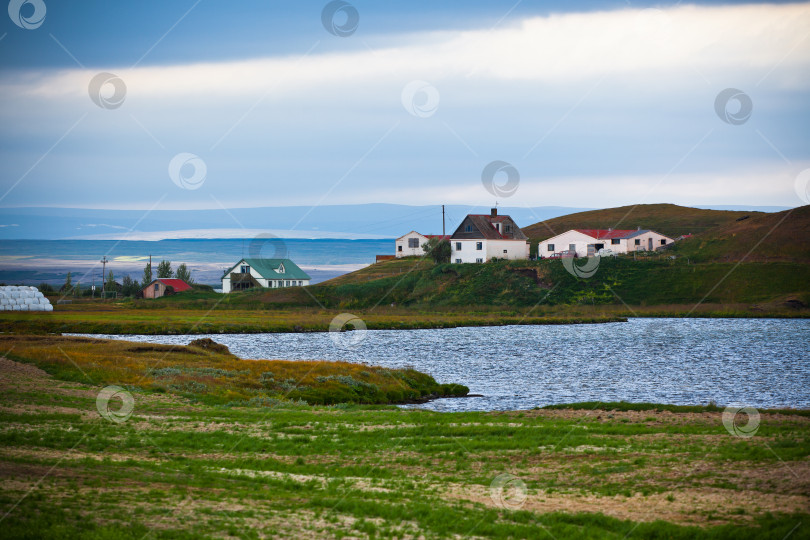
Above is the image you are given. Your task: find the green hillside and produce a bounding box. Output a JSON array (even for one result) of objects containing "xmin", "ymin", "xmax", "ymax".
[
  {"xmin": 670, "ymin": 205, "xmax": 810, "ymax": 262},
  {"xmin": 522, "ymin": 203, "xmax": 756, "ymax": 241}
]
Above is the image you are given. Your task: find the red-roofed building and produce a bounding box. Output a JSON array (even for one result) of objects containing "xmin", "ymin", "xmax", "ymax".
[
  {"xmin": 395, "ymin": 231, "xmax": 451, "ymax": 258},
  {"xmin": 142, "ymin": 278, "xmax": 192, "ymax": 299},
  {"xmin": 540, "ymin": 228, "xmax": 675, "ymax": 258}
]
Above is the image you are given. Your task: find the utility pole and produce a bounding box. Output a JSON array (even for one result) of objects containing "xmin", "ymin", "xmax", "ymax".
[
  {"xmin": 442, "ymin": 205, "xmax": 445, "ymax": 236},
  {"xmin": 100, "ymin": 256, "xmax": 108, "ymax": 296}
]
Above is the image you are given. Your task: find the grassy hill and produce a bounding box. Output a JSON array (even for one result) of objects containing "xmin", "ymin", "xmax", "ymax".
[
  {"xmin": 522, "ymin": 203, "xmax": 757, "ymax": 241},
  {"xmin": 670, "ymin": 205, "xmax": 810, "ymax": 262}
]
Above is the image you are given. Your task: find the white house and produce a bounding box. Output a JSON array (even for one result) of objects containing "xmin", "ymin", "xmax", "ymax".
[
  {"xmin": 540, "ymin": 228, "xmax": 675, "ymax": 258},
  {"xmin": 450, "ymin": 209, "xmax": 530, "ymax": 263},
  {"xmin": 221, "ymin": 258, "xmax": 311, "ymax": 293},
  {"xmin": 395, "ymin": 231, "xmax": 450, "ymax": 257}
]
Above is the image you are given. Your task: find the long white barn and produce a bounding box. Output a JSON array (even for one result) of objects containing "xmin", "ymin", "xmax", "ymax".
[{"xmin": 540, "ymin": 228, "xmax": 675, "ymax": 258}]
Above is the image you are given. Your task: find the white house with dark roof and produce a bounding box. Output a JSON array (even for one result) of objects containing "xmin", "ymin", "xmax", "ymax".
[
  {"xmin": 541, "ymin": 228, "xmax": 675, "ymax": 258},
  {"xmin": 450, "ymin": 208, "xmax": 529, "ymax": 263},
  {"xmin": 395, "ymin": 231, "xmax": 451, "ymax": 258},
  {"xmin": 221, "ymin": 258, "xmax": 311, "ymax": 293}
]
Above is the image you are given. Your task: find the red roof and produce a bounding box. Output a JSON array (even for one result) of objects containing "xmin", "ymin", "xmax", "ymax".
[
  {"xmin": 156, "ymin": 279, "xmax": 192, "ymax": 292},
  {"xmin": 425, "ymin": 234, "xmax": 451, "ymax": 240},
  {"xmin": 575, "ymin": 229, "xmax": 637, "ymax": 240}
]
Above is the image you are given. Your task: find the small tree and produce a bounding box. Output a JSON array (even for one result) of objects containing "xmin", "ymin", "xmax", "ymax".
[
  {"xmin": 62, "ymin": 271, "xmax": 73, "ymax": 294},
  {"xmin": 175, "ymin": 263, "xmax": 194, "ymax": 284},
  {"xmin": 422, "ymin": 237, "xmax": 451, "ymax": 264},
  {"xmin": 106, "ymin": 270, "xmax": 116, "ymax": 292},
  {"xmin": 73, "ymin": 282, "xmax": 81, "ymax": 297},
  {"xmin": 143, "ymin": 262, "xmax": 152, "ymax": 285},
  {"xmin": 121, "ymin": 275, "xmax": 139, "ymax": 297},
  {"xmin": 157, "ymin": 260, "xmax": 173, "ymax": 278}
]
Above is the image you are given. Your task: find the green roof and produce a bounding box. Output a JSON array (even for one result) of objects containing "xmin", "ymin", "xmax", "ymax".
[{"xmin": 223, "ymin": 258, "xmax": 311, "ymax": 281}]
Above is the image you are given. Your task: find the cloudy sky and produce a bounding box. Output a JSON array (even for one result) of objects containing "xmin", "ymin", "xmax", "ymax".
[{"xmin": 0, "ymin": 0, "xmax": 808, "ymax": 211}]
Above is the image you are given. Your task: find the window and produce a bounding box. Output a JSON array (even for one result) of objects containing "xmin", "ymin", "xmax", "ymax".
[
  {"xmin": 476, "ymin": 242, "xmax": 483, "ymax": 250},
  {"xmin": 455, "ymin": 242, "xmax": 462, "ymax": 251},
  {"xmin": 398, "ymin": 245, "xmax": 402, "ymax": 252},
  {"xmin": 455, "ymin": 258, "xmax": 461, "ymax": 264},
  {"xmin": 154, "ymin": 283, "xmax": 159, "ymax": 291},
  {"xmin": 505, "ymin": 224, "xmax": 512, "ymax": 233},
  {"xmin": 569, "ymin": 244, "xmax": 576, "ymax": 251},
  {"xmin": 408, "ymin": 238, "xmax": 419, "ymax": 248},
  {"xmin": 547, "ymin": 244, "xmax": 555, "ymax": 252},
  {"xmin": 240, "ymin": 265, "xmax": 250, "ymax": 273},
  {"xmin": 277, "ymin": 263, "xmax": 285, "ymax": 274},
  {"xmin": 634, "ymin": 239, "xmax": 641, "ymax": 246},
  {"xmin": 503, "ymin": 249, "xmax": 507, "ymax": 254},
  {"xmin": 285, "ymin": 280, "xmax": 290, "ymax": 287},
  {"xmin": 495, "ymin": 223, "xmax": 500, "ymax": 231},
  {"xmin": 465, "ymin": 225, "xmax": 473, "ymax": 232},
  {"xmin": 476, "ymin": 258, "xmax": 483, "ymax": 263},
  {"xmin": 660, "ymin": 239, "xmax": 667, "ymax": 245},
  {"xmin": 611, "ymin": 239, "xmax": 620, "ymax": 245}
]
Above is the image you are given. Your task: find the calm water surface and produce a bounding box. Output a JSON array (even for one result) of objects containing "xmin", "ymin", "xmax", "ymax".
[{"xmin": 78, "ymin": 318, "xmax": 810, "ymax": 412}]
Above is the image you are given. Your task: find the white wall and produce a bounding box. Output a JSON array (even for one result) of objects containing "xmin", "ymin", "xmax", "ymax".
[
  {"xmin": 451, "ymin": 239, "xmax": 529, "ymax": 263},
  {"xmin": 395, "ymin": 232, "xmax": 428, "ymax": 258},
  {"xmin": 540, "ymin": 230, "xmax": 601, "ymax": 258},
  {"xmin": 627, "ymin": 231, "xmax": 674, "ymax": 251}
]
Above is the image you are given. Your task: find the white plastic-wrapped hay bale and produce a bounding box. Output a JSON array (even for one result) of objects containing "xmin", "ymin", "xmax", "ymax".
[{"xmin": 0, "ymin": 286, "xmax": 53, "ymax": 311}]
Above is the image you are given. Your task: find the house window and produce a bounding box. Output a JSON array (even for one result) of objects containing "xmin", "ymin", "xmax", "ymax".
[
  {"xmin": 408, "ymin": 238, "xmax": 419, "ymax": 248},
  {"xmin": 569, "ymin": 244, "xmax": 575, "ymax": 251},
  {"xmin": 547, "ymin": 244, "xmax": 555, "ymax": 252},
  {"xmin": 154, "ymin": 283, "xmax": 159, "ymax": 291},
  {"xmin": 285, "ymin": 280, "xmax": 290, "ymax": 287},
  {"xmin": 505, "ymin": 224, "xmax": 511, "ymax": 233},
  {"xmin": 635, "ymin": 239, "xmax": 641, "ymax": 245},
  {"xmin": 476, "ymin": 242, "xmax": 483, "ymax": 250},
  {"xmin": 240, "ymin": 265, "xmax": 250, "ymax": 273},
  {"xmin": 495, "ymin": 223, "xmax": 500, "ymax": 231},
  {"xmin": 476, "ymin": 258, "xmax": 483, "ymax": 263},
  {"xmin": 465, "ymin": 225, "xmax": 473, "ymax": 232},
  {"xmin": 660, "ymin": 239, "xmax": 667, "ymax": 245},
  {"xmin": 455, "ymin": 258, "xmax": 461, "ymax": 264},
  {"xmin": 398, "ymin": 245, "xmax": 402, "ymax": 252},
  {"xmin": 455, "ymin": 242, "xmax": 462, "ymax": 251},
  {"xmin": 503, "ymin": 249, "xmax": 507, "ymax": 254},
  {"xmin": 611, "ymin": 239, "xmax": 620, "ymax": 245}
]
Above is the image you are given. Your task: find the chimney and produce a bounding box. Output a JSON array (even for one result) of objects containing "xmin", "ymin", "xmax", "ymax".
[{"xmin": 491, "ymin": 208, "xmax": 497, "ymax": 218}]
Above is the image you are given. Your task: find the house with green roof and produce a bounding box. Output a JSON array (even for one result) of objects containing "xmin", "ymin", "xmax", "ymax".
[{"xmin": 221, "ymin": 258, "xmax": 311, "ymax": 293}]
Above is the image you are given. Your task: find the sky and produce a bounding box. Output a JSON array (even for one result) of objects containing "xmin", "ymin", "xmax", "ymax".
[{"xmin": 0, "ymin": 0, "xmax": 809, "ymax": 213}]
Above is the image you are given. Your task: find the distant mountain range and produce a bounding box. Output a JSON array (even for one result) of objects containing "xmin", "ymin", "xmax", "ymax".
[{"xmin": 0, "ymin": 204, "xmax": 791, "ymax": 240}]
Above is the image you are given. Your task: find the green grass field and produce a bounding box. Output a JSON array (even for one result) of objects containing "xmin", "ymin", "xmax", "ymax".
[{"xmin": 1, "ymin": 344, "xmax": 808, "ymax": 539}]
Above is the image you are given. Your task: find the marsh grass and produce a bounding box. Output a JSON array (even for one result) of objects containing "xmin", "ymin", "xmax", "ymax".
[{"xmin": 0, "ymin": 335, "xmax": 467, "ymax": 406}]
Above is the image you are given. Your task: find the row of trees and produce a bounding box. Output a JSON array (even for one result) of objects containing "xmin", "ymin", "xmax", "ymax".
[
  {"xmin": 40, "ymin": 261, "xmax": 196, "ymax": 298},
  {"xmin": 141, "ymin": 260, "xmax": 194, "ymax": 285}
]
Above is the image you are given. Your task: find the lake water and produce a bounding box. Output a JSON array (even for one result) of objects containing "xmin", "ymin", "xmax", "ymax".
[{"xmin": 77, "ymin": 318, "xmax": 810, "ymax": 412}]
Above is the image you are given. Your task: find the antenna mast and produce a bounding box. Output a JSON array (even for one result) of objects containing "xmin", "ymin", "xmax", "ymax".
[{"xmin": 100, "ymin": 256, "xmax": 108, "ymax": 296}]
